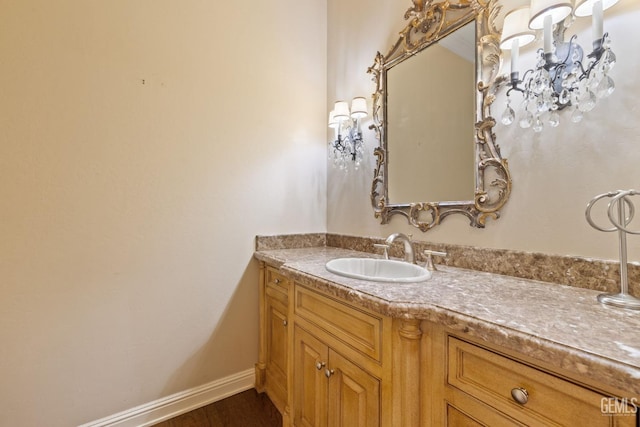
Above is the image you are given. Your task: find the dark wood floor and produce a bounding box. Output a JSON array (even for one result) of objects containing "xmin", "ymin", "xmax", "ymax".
[{"xmin": 153, "ymin": 389, "xmax": 282, "ymax": 427}]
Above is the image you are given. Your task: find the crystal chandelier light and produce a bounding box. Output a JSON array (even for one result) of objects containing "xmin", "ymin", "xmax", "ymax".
[
  {"xmin": 500, "ymin": 0, "xmax": 618, "ymax": 132},
  {"xmin": 328, "ymin": 97, "xmax": 368, "ymax": 171}
]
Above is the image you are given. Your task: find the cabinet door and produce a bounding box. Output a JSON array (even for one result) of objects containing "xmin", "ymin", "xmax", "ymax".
[
  {"xmin": 327, "ymin": 350, "xmax": 381, "ymax": 427},
  {"xmin": 265, "ymin": 285, "xmax": 288, "ymax": 408},
  {"xmin": 294, "ymin": 326, "xmax": 328, "ymax": 427}
]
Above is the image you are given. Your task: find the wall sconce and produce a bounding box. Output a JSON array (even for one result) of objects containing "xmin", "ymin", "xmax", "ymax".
[
  {"xmin": 500, "ymin": 0, "xmax": 618, "ymax": 132},
  {"xmin": 328, "ymin": 97, "xmax": 368, "ymax": 171}
]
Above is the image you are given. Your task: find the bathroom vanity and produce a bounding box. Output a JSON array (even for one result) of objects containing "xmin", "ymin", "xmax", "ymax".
[
  {"xmin": 257, "ymin": 0, "xmax": 640, "ymax": 423},
  {"xmin": 254, "ymin": 242, "xmax": 640, "ymax": 427}
]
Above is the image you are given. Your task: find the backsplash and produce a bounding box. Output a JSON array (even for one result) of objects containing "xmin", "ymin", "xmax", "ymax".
[
  {"xmin": 255, "ymin": 233, "xmax": 640, "ymax": 297},
  {"xmin": 255, "ymin": 233, "xmax": 327, "ymax": 251}
]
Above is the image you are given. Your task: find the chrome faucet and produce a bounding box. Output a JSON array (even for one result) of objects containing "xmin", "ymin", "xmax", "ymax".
[{"xmin": 384, "ymin": 233, "xmax": 416, "ymax": 264}]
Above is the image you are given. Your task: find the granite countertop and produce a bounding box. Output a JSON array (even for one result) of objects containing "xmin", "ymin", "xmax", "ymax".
[{"xmin": 254, "ymin": 246, "xmax": 640, "ymax": 396}]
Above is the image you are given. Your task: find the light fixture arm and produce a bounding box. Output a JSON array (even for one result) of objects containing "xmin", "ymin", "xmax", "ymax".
[{"xmin": 506, "ymin": 68, "xmax": 534, "ymax": 97}]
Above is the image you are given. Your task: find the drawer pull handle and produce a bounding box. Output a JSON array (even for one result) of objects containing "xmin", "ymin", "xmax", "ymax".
[
  {"xmin": 273, "ymin": 278, "xmax": 281, "ymax": 284},
  {"xmin": 325, "ymin": 369, "xmax": 335, "ymax": 378},
  {"xmin": 511, "ymin": 388, "xmax": 529, "ymax": 405},
  {"xmin": 283, "ymin": 320, "xmax": 288, "ymax": 326},
  {"xmin": 316, "ymin": 362, "xmax": 326, "ymax": 370}
]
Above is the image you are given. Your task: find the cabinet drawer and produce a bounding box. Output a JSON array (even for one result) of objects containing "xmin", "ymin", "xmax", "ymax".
[
  {"xmin": 447, "ymin": 337, "xmax": 636, "ymax": 426},
  {"xmin": 294, "ymin": 285, "xmax": 383, "ymax": 362},
  {"xmin": 266, "ymin": 282, "xmax": 288, "ymax": 306},
  {"xmin": 266, "ymin": 267, "xmax": 289, "ymax": 293}
]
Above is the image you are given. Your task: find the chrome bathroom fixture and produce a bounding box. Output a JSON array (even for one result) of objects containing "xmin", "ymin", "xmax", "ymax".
[
  {"xmin": 328, "ymin": 97, "xmax": 367, "ymax": 171},
  {"xmin": 585, "ymin": 189, "xmax": 640, "ymax": 310},
  {"xmin": 422, "ymin": 249, "xmax": 447, "ymax": 272},
  {"xmin": 384, "ymin": 232, "xmax": 416, "ymax": 264},
  {"xmin": 500, "ymin": 0, "xmax": 618, "ymax": 132}
]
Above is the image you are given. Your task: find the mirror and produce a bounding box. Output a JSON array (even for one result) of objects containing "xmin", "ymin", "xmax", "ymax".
[
  {"xmin": 368, "ymin": 0, "xmax": 512, "ymax": 232},
  {"xmin": 387, "ymin": 21, "xmax": 476, "ymax": 203}
]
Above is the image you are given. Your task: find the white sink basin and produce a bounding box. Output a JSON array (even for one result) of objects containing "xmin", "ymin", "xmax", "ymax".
[{"xmin": 325, "ymin": 258, "xmax": 432, "ymax": 283}]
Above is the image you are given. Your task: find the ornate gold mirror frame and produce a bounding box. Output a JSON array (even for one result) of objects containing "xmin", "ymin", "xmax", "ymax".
[{"xmin": 368, "ymin": 0, "xmax": 511, "ymax": 232}]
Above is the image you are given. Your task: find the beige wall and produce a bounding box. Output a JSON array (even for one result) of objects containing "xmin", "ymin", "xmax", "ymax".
[
  {"xmin": 327, "ymin": 0, "xmax": 640, "ymax": 261},
  {"xmin": 0, "ymin": 1, "xmax": 326, "ymax": 426}
]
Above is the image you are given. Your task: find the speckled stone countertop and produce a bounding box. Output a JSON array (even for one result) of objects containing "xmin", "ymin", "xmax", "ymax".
[{"xmin": 254, "ymin": 246, "xmax": 640, "ymax": 397}]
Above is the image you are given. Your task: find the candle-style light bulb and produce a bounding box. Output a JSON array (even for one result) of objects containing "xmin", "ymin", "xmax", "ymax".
[
  {"xmin": 593, "ymin": 0, "xmax": 604, "ymax": 41},
  {"xmin": 500, "ymin": 6, "xmax": 535, "ymax": 82},
  {"xmin": 575, "ymin": 0, "xmax": 619, "ymax": 52},
  {"xmin": 529, "ymin": 0, "xmax": 573, "ymax": 60},
  {"xmin": 511, "ymin": 38, "xmax": 520, "ymax": 75},
  {"xmin": 543, "ymin": 14, "xmax": 553, "ymax": 55}
]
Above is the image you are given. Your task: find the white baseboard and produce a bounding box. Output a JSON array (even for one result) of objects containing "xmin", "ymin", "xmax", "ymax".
[{"xmin": 79, "ymin": 369, "xmax": 255, "ymax": 427}]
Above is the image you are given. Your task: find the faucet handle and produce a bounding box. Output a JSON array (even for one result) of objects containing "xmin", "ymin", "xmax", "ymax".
[
  {"xmin": 374, "ymin": 244, "xmax": 390, "ymax": 259},
  {"xmin": 423, "ymin": 249, "xmax": 447, "ymax": 271}
]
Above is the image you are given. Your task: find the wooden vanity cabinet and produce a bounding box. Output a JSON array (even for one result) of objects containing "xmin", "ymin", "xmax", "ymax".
[
  {"xmin": 256, "ymin": 265, "xmax": 291, "ymax": 419},
  {"xmin": 257, "ymin": 263, "xmax": 394, "ymax": 427},
  {"xmin": 425, "ymin": 322, "xmax": 638, "ymax": 427},
  {"xmin": 293, "ymin": 285, "xmax": 388, "ymax": 427},
  {"xmin": 293, "ymin": 325, "xmax": 381, "ymax": 427},
  {"xmin": 257, "ymin": 263, "xmax": 638, "ymax": 427}
]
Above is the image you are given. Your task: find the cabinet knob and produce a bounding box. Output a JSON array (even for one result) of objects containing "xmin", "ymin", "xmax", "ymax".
[
  {"xmin": 511, "ymin": 387, "xmax": 529, "ymax": 405},
  {"xmin": 316, "ymin": 362, "xmax": 326, "ymax": 370},
  {"xmin": 325, "ymin": 369, "xmax": 335, "ymax": 378},
  {"xmin": 273, "ymin": 278, "xmax": 281, "ymax": 284},
  {"xmin": 283, "ymin": 319, "xmax": 288, "ymax": 326}
]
